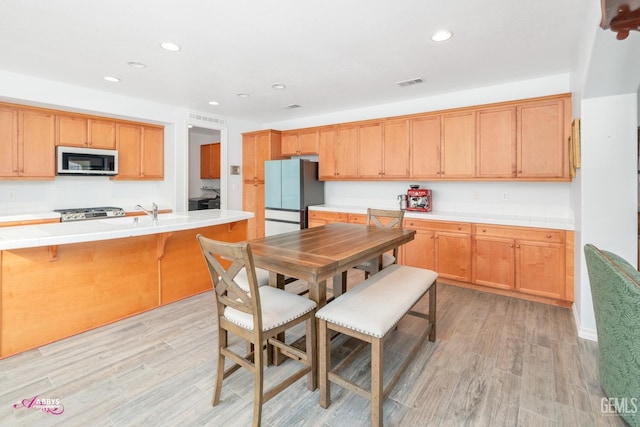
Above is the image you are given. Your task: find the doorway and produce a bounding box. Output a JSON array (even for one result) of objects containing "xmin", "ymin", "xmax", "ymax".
[{"xmin": 188, "ymin": 126, "xmax": 223, "ymax": 211}]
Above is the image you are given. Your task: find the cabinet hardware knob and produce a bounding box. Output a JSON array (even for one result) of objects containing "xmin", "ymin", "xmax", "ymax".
[
  {"xmin": 518, "ymin": 170, "xmax": 522, "ymax": 174},
  {"xmin": 482, "ymin": 229, "xmax": 486, "ymax": 232},
  {"xmin": 510, "ymin": 244, "xmax": 514, "ymax": 248},
  {"xmin": 516, "ymin": 245, "xmax": 521, "ymax": 248},
  {"xmin": 547, "ymin": 234, "xmax": 552, "ymax": 238},
  {"xmin": 457, "ymin": 227, "xmax": 461, "ymax": 230}
]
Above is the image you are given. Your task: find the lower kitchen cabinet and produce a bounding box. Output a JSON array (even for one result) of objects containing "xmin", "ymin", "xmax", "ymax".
[
  {"xmin": 243, "ymin": 182, "xmax": 265, "ymax": 239},
  {"xmin": 472, "ymin": 224, "xmax": 570, "ymax": 301},
  {"xmin": 402, "ymin": 219, "xmax": 471, "ymax": 282},
  {"xmin": 308, "ymin": 210, "xmax": 348, "ymax": 227}
]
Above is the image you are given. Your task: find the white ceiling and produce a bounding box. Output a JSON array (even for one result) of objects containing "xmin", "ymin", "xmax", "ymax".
[{"xmin": 0, "ymin": 0, "xmax": 592, "ymax": 123}]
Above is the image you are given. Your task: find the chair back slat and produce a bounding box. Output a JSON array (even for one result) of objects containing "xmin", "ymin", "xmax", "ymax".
[
  {"xmin": 197, "ymin": 235, "xmax": 262, "ymax": 322},
  {"xmin": 366, "ymin": 208, "xmax": 404, "ymax": 230}
]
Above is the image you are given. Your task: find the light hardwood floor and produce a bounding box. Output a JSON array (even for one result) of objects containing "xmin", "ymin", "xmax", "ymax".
[{"xmin": 0, "ymin": 272, "xmax": 626, "ymax": 427}]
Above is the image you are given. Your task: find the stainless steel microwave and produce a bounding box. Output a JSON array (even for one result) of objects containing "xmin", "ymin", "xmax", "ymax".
[{"xmin": 56, "ymin": 146, "xmax": 118, "ymax": 176}]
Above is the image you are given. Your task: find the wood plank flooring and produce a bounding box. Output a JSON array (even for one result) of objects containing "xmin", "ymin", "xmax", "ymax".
[{"xmin": 0, "ymin": 272, "xmax": 627, "ymax": 426}]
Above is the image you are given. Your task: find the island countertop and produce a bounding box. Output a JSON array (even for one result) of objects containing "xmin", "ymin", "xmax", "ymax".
[{"xmin": 0, "ymin": 210, "xmax": 253, "ymax": 250}]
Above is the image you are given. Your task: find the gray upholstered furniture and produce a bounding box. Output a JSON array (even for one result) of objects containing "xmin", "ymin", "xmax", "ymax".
[
  {"xmin": 584, "ymin": 244, "xmax": 640, "ymax": 427},
  {"xmin": 316, "ymin": 264, "xmax": 437, "ymax": 427},
  {"xmin": 197, "ymin": 235, "xmax": 317, "ymax": 427}
]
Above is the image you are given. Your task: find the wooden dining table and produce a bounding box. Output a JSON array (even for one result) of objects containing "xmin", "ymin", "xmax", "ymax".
[{"xmin": 249, "ymin": 222, "xmax": 416, "ymax": 307}]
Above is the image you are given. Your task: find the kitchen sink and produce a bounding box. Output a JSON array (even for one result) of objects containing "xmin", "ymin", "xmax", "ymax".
[{"xmin": 96, "ymin": 213, "xmax": 189, "ymax": 226}]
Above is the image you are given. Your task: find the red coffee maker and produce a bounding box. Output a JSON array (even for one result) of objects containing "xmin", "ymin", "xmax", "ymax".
[{"xmin": 406, "ymin": 185, "xmax": 432, "ymax": 212}]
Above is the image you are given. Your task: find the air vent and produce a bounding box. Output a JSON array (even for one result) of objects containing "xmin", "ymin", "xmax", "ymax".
[
  {"xmin": 282, "ymin": 104, "xmax": 302, "ymax": 110},
  {"xmin": 396, "ymin": 77, "xmax": 425, "ymax": 87},
  {"xmin": 187, "ymin": 112, "xmax": 226, "ymax": 126}
]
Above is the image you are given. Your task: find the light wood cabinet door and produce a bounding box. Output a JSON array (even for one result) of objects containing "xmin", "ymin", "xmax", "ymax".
[
  {"xmin": 114, "ymin": 124, "xmax": 163, "ymax": 180},
  {"xmin": 435, "ymin": 231, "xmax": 471, "ymax": 281},
  {"xmin": 477, "ymin": 107, "xmax": 516, "ymax": 178},
  {"xmin": 336, "ymin": 125, "xmax": 358, "ymax": 178},
  {"xmin": 141, "ymin": 126, "xmax": 164, "ymax": 179},
  {"xmin": 357, "ymin": 122, "xmax": 383, "ymax": 178},
  {"xmin": 242, "ymin": 130, "xmax": 281, "ymax": 183},
  {"xmin": 19, "ymin": 109, "xmax": 56, "ymax": 178},
  {"xmin": 472, "ymin": 235, "xmax": 515, "ymax": 289},
  {"xmin": 401, "ymin": 228, "xmax": 436, "ymax": 270},
  {"xmin": 115, "ymin": 123, "xmax": 142, "ymax": 179},
  {"xmin": 0, "ymin": 106, "xmax": 18, "ymax": 177},
  {"xmin": 56, "ymin": 116, "xmax": 116, "ymax": 149},
  {"xmin": 89, "ymin": 119, "xmax": 116, "ymax": 149},
  {"xmin": 318, "ymin": 127, "xmax": 338, "ymax": 179},
  {"xmin": 410, "ymin": 115, "xmax": 441, "ymax": 178},
  {"xmin": 242, "ymin": 182, "xmax": 265, "ymax": 239},
  {"xmin": 56, "ymin": 115, "xmax": 88, "ymax": 147},
  {"xmin": 516, "ymin": 240, "xmax": 565, "ymax": 299},
  {"xmin": 442, "ymin": 111, "xmax": 475, "ymax": 178},
  {"xmin": 282, "ymin": 129, "xmax": 319, "ymax": 156},
  {"xmin": 200, "ymin": 143, "xmax": 220, "ymax": 179},
  {"xmin": 383, "ymin": 119, "xmax": 410, "ymax": 178},
  {"xmin": 517, "ymin": 98, "xmax": 568, "ymax": 178}
]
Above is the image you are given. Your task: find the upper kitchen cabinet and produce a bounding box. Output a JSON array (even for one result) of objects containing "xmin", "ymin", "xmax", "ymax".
[
  {"xmin": 410, "ymin": 114, "xmax": 441, "ymax": 179},
  {"xmin": 281, "ymin": 128, "xmax": 319, "ymax": 157},
  {"xmin": 441, "ymin": 111, "xmax": 476, "ymax": 178},
  {"xmin": 114, "ymin": 123, "xmax": 164, "ymax": 180},
  {"xmin": 0, "ymin": 104, "xmax": 55, "ymax": 179},
  {"xmin": 358, "ymin": 119, "xmax": 410, "ymax": 179},
  {"xmin": 200, "ymin": 143, "xmax": 221, "ymax": 179},
  {"xmin": 357, "ymin": 121, "xmax": 383, "ymax": 179},
  {"xmin": 56, "ymin": 115, "xmax": 116, "ymax": 149},
  {"xmin": 517, "ymin": 96, "xmax": 570, "ymax": 179},
  {"xmin": 318, "ymin": 125, "xmax": 358, "ymax": 180},
  {"xmin": 242, "ymin": 130, "xmax": 281, "ymax": 183},
  {"xmin": 476, "ymin": 106, "xmax": 517, "ymax": 178}
]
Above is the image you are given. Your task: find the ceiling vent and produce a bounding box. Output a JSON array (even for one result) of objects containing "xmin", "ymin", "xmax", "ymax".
[
  {"xmin": 396, "ymin": 77, "xmax": 425, "ymax": 87},
  {"xmin": 282, "ymin": 104, "xmax": 302, "ymax": 110},
  {"xmin": 187, "ymin": 112, "xmax": 226, "ymax": 126}
]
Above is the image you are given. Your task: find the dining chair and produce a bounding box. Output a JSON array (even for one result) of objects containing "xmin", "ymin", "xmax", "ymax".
[
  {"xmin": 354, "ymin": 208, "xmax": 405, "ymax": 279},
  {"xmin": 197, "ymin": 234, "xmax": 317, "ymax": 427}
]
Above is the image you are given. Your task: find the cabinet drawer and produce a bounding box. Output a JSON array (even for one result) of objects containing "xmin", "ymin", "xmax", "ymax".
[
  {"xmin": 308, "ymin": 210, "xmax": 348, "ymax": 223},
  {"xmin": 347, "ymin": 213, "xmax": 367, "ymax": 224},
  {"xmin": 473, "ymin": 224, "xmax": 565, "ymax": 244},
  {"xmin": 404, "ymin": 219, "xmax": 471, "ymax": 233}
]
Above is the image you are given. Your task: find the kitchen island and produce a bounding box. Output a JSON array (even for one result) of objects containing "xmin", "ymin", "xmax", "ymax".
[{"xmin": 0, "ymin": 210, "xmax": 251, "ymax": 359}]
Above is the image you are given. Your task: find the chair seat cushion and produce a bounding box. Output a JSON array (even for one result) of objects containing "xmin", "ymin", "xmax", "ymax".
[
  {"xmin": 225, "ymin": 286, "xmax": 317, "ymax": 331},
  {"xmin": 316, "ymin": 265, "xmax": 437, "ymax": 338},
  {"xmin": 235, "ymin": 267, "xmax": 271, "ymax": 292}
]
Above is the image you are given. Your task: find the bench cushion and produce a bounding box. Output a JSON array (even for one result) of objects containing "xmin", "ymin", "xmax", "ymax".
[{"xmin": 316, "ymin": 265, "xmax": 437, "ymax": 338}]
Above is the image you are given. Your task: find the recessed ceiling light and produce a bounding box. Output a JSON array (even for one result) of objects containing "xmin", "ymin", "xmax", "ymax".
[
  {"xmin": 160, "ymin": 42, "xmax": 181, "ymax": 51},
  {"xmin": 104, "ymin": 76, "xmax": 120, "ymax": 83},
  {"xmin": 237, "ymin": 93, "xmax": 250, "ymax": 98},
  {"xmin": 431, "ymin": 30, "xmax": 453, "ymax": 42},
  {"xmin": 127, "ymin": 61, "xmax": 147, "ymax": 69},
  {"xmin": 208, "ymin": 101, "xmax": 219, "ymax": 106},
  {"xmin": 272, "ymin": 83, "xmax": 286, "ymax": 90}
]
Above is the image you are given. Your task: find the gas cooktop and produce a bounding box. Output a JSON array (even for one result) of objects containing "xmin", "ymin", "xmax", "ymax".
[{"xmin": 54, "ymin": 206, "xmax": 126, "ymax": 222}]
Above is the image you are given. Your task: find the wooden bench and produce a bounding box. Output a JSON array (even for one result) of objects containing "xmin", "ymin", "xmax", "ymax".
[{"xmin": 315, "ymin": 264, "xmax": 438, "ymax": 427}]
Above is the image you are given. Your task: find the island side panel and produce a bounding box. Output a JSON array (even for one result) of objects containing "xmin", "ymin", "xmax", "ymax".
[
  {"xmin": 159, "ymin": 221, "xmax": 247, "ymax": 305},
  {"xmin": 1, "ymin": 235, "xmax": 159, "ymax": 358}
]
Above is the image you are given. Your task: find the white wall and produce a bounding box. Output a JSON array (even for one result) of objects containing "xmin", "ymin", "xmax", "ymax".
[
  {"xmin": 0, "ymin": 70, "xmax": 259, "ymax": 213},
  {"xmin": 575, "ymin": 94, "xmax": 638, "ymax": 339}
]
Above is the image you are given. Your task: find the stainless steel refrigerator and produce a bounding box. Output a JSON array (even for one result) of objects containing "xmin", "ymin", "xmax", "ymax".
[{"xmin": 264, "ymin": 159, "xmax": 324, "ymax": 236}]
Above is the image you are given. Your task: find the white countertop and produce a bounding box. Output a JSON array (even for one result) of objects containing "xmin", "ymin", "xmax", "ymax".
[
  {"xmin": 0, "ymin": 210, "xmax": 253, "ymax": 250},
  {"xmin": 309, "ymin": 205, "xmax": 574, "ymax": 230}
]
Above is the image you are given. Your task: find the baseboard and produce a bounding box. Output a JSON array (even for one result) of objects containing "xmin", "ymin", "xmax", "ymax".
[{"xmin": 573, "ymin": 303, "xmax": 598, "ymax": 341}]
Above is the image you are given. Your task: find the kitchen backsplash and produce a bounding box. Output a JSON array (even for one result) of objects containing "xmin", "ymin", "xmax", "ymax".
[{"xmin": 324, "ymin": 180, "xmax": 574, "ymax": 220}]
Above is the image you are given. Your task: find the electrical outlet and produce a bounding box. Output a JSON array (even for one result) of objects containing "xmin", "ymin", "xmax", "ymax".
[
  {"xmin": 503, "ymin": 192, "xmax": 509, "ymax": 200},
  {"xmin": 472, "ymin": 191, "xmax": 479, "ymax": 201}
]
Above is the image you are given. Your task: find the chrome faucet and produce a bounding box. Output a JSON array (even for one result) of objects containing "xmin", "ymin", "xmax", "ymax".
[{"xmin": 135, "ymin": 202, "xmax": 158, "ymax": 222}]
